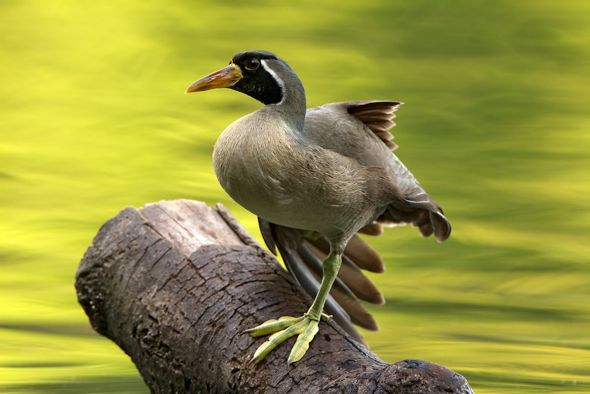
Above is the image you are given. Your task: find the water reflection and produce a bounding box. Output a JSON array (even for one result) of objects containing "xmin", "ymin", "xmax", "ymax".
[{"xmin": 1, "ymin": 1, "xmax": 589, "ymax": 393}]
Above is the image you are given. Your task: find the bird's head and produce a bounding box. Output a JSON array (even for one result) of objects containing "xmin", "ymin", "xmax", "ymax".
[{"xmin": 186, "ymin": 50, "xmax": 292, "ymax": 105}]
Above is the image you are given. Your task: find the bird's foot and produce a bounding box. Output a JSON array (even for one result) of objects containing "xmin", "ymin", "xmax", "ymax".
[{"xmin": 245, "ymin": 313, "xmax": 330, "ymax": 364}]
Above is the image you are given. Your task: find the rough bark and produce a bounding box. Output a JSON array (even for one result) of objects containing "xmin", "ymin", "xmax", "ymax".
[{"xmin": 75, "ymin": 199, "xmax": 473, "ymax": 394}]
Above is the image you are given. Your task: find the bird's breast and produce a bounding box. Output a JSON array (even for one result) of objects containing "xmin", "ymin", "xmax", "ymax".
[{"xmin": 212, "ymin": 113, "xmax": 302, "ymax": 220}]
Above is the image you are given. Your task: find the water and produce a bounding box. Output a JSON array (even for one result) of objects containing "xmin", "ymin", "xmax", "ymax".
[{"xmin": 1, "ymin": 1, "xmax": 589, "ymax": 392}]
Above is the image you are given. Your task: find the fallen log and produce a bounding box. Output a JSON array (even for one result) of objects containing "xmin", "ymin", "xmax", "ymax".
[{"xmin": 75, "ymin": 199, "xmax": 473, "ymax": 393}]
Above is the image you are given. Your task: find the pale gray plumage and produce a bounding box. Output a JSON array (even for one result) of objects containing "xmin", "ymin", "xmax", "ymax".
[{"xmin": 187, "ymin": 50, "xmax": 451, "ymax": 356}]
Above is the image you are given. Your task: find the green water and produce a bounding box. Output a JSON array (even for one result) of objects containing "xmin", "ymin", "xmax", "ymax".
[{"xmin": 1, "ymin": 1, "xmax": 589, "ymax": 392}]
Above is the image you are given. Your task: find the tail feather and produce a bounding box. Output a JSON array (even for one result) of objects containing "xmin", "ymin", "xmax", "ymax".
[
  {"xmin": 329, "ymin": 286, "xmax": 378, "ymax": 331},
  {"xmin": 303, "ymin": 237, "xmax": 384, "ymax": 304},
  {"xmin": 308, "ymin": 234, "xmax": 385, "ymax": 273},
  {"xmin": 381, "ymin": 197, "xmax": 452, "ymax": 243},
  {"xmin": 429, "ymin": 210, "xmax": 451, "ymax": 242},
  {"xmin": 298, "ymin": 239, "xmax": 362, "ymax": 304}
]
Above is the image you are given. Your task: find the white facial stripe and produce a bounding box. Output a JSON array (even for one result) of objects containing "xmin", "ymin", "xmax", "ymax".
[{"xmin": 261, "ymin": 59, "xmax": 285, "ymax": 105}]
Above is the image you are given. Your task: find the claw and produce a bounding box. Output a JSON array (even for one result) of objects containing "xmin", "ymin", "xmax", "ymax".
[
  {"xmin": 288, "ymin": 320, "xmax": 319, "ymax": 364},
  {"xmin": 252, "ymin": 319, "xmax": 308, "ymax": 363},
  {"xmin": 245, "ymin": 316, "xmax": 304, "ymax": 337}
]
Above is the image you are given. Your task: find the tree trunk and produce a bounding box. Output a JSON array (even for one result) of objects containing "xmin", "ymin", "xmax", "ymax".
[{"xmin": 75, "ymin": 199, "xmax": 473, "ymax": 394}]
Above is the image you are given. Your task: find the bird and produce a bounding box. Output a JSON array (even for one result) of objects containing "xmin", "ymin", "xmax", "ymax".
[{"xmin": 185, "ymin": 50, "xmax": 451, "ymax": 364}]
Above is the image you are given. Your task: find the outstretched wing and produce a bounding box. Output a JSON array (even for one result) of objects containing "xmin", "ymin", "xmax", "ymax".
[
  {"xmin": 258, "ymin": 100, "xmax": 450, "ymax": 341},
  {"xmin": 304, "ymin": 100, "xmax": 401, "ymax": 171}
]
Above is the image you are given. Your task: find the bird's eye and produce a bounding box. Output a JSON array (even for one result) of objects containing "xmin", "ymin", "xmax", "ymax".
[{"xmin": 244, "ymin": 58, "xmax": 260, "ymax": 71}]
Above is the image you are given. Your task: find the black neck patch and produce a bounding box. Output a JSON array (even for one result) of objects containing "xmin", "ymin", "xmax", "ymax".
[
  {"xmin": 229, "ymin": 51, "xmax": 283, "ymax": 105},
  {"xmin": 230, "ymin": 64, "xmax": 283, "ymax": 105}
]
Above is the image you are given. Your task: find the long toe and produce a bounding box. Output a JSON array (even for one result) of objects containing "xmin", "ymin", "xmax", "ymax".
[
  {"xmin": 246, "ymin": 316, "xmax": 304, "ymax": 337},
  {"xmin": 251, "ymin": 319, "xmax": 308, "ymax": 363},
  {"xmin": 288, "ymin": 318, "xmax": 320, "ymax": 364}
]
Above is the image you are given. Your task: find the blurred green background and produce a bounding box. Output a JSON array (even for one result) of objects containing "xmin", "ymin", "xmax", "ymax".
[{"xmin": 1, "ymin": 0, "xmax": 589, "ymax": 393}]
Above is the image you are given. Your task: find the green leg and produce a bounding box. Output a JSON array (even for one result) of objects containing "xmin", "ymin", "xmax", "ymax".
[
  {"xmin": 246, "ymin": 252, "xmax": 342, "ymax": 364},
  {"xmin": 304, "ymin": 252, "xmax": 342, "ymax": 320}
]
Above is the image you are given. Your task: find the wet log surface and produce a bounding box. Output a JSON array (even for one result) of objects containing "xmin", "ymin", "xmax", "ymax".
[{"xmin": 75, "ymin": 199, "xmax": 474, "ymax": 393}]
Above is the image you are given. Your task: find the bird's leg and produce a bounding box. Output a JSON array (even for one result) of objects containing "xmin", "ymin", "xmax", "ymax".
[
  {"xmin": 246, "ymin": 252, "xmax": 342, "ymax": 364},
  {"xmin": 303, "ymin": 251, "xmax": 342, "ymax": 321}
]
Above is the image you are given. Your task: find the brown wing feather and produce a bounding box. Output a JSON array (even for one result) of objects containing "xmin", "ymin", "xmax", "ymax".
[{"xmin": 346, "ymin": 100, "xmax": 402, "ymax": 150}]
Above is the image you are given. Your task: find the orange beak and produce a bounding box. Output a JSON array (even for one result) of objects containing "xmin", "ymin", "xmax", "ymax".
[{"xmin": 185, "ymin": 63, "xmax": 243, "ymax": 93}]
